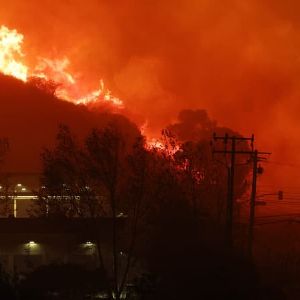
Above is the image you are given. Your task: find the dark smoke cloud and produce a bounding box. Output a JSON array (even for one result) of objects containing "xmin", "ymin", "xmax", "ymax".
[
  {"xmin": 166, "ymin": 109, "xmax": 242, "ymax": 143},
  {"xmin": 0, "ymin": 0, "xmax": 299, "ymax": 185}
]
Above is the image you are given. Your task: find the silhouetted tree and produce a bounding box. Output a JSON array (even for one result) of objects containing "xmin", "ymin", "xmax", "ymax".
[
  {"xmin": 27, "ymin": 77, "xmax": 59, "ymax": 97},
  {"xmin": 32, "ymin": 124, "xmax": 105, "ymax": 218},
  {"xmin": 166, "ymin": 110, "xmax": 251, "ymax": 232},
  {"xmin": 36, "ymin": 124, "xmax": 150, "ymax": 300},
  {"xmin": 35, "ymin": 121, "xmax": 258, "ymax": 300}
]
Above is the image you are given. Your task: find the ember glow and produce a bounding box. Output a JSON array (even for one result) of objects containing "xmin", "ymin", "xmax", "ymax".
[
  {"xmin": 0, "ymin": 25, "xmax": 123, "ymax": 108},
  {"xmin": 145, "ymin": 138, "xmax": 165, "ymax": 151}
]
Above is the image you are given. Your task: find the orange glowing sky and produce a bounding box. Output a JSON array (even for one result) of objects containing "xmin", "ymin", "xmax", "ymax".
[{"xmin": 0, "ymin": 0, "xmax": 300, "ymax": 188}]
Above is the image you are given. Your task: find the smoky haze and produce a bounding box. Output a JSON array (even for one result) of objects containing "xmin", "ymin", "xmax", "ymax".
[{"xmin": 0, "ymin": 0, "xmax": 299, "ymax": 185}]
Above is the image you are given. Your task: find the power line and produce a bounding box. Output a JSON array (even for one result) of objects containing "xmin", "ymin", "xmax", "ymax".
[
  {"xmin": 212, "ymin": 133, "xmax": 272, "ymax": 258},
  {"xmin": 265, "ymin": 161, "xmax": 300, "ymax": 168}
]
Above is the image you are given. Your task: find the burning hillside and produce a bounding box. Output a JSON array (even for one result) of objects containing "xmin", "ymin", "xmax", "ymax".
[
  {"xmin": 0, "ymin": 25, "xmax": 123, "ymax": 109},
  {"xmin": 0, "ymin": 73, "xmax": 139, "ymax": 172}
]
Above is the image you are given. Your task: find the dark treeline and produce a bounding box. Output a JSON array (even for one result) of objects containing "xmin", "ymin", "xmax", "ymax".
[{"xmin": 0, "ymin": 111, "xmax": 285, "ymax": 299}]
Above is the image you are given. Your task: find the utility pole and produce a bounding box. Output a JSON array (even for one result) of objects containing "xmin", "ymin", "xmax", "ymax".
[
  {"xmin": 227, "ymin": 137, "xmax": 236, "ymax": 247},
  {"xmin": 247, "ymin": 149, "xmax": 270, "ymax": 258},
  {"xmin": 248, "ymin": 150, "xmax": 258, "ymax": 258},
  {"xmin": 212, "ymin": 133, "xmax": 254, "ymax": 247}
]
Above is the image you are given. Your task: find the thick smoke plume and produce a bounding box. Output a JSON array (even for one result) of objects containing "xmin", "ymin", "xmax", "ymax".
[{"xmin": 0, "ymin": 0, "xmax": 299, "ymax": 186}]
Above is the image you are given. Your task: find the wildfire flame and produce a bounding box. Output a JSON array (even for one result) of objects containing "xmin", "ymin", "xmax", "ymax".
[
  {"xmin": 0, "ymin": 25, "xmax": 174, "ymax": 152},
  {"xmin": 0, "ymin": 25, "xmax": 123, "ymax": 108},
  {"xmin": 0, "ymin": 25, "xmax": 28, "ymax": 81}
]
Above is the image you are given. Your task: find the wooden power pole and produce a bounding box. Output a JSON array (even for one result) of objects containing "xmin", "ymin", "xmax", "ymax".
[
  {"xmin": 213, "ymin": 133, "xmax": 271, "ymax": 254},
  {"xmin": 247, "ymin": 149, "xmax": 270, "ymax": 258},
  {"xmin": 212, "ymin": 133, "xmax": 254, "ymax": 247}
]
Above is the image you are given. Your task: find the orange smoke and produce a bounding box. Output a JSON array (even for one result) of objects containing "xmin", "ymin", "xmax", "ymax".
[{"xmin": 0, "ymin": 0, "xmax": 300, "ymax": 188}]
